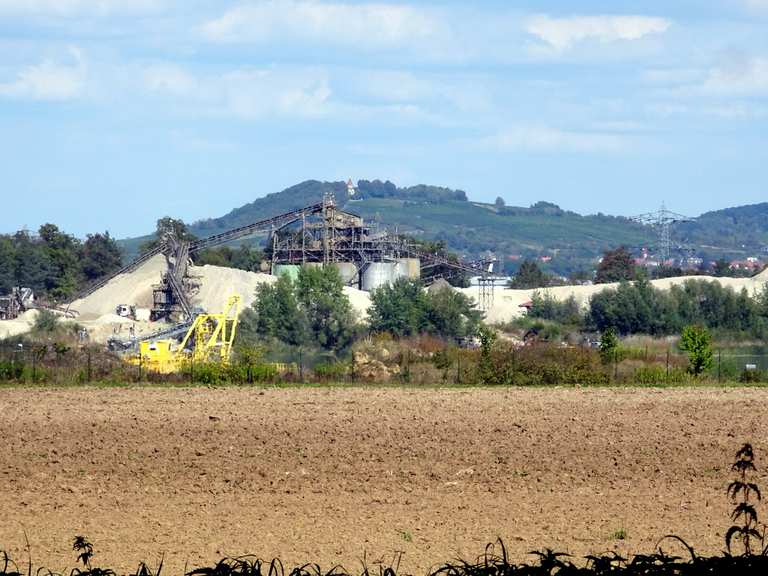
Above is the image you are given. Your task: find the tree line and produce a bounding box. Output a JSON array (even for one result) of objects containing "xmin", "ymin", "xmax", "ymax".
[
  {"xmin": 0, "ymin": 225, "xmax": 122, "ymax": 300},
  {"xmin": 239, "ymin": 267, "xmax": 482, "ymax": 355},
  {"xmin": 526, "ymin": 278, "xmax": 768, "ymax": 339},
  {"xmin": 0, "ymin": 218, "xmax": 266, "ymax": 302}
]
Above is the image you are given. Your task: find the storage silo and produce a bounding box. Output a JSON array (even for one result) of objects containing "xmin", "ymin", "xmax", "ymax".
[
  {"xmin": 334, "ymin": 262, "xmax": 360, "ymax": 286},
  {"xmin": 396, "ymin": 258, "xmax": 421, "ymax": 280},
  {"xmin": 361, "ymin": 262, "xmax": 397, "ymax": 291}
]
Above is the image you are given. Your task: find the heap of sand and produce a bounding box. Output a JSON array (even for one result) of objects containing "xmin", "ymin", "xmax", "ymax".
[
  {"xmin": 192, "ymin": 264, "xmax": 371, "ymax": 320},
  {"xmin": 68, "ymin": 254, "xmax": 167, "ymax": 321},
  {"xmin": 0, "ymin": 309, "xmax": 39, "ymax": 340},
  {"xmin": 62, "ymin": 259, "xmax": 372, "ymax": 344},
  {"xmin": 461, "ymin": 268, "xmax": 768, "ymax": 324}
]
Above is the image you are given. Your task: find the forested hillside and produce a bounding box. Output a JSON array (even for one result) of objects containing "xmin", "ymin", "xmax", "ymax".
[
  {"xmin": 677, "ymin": 202, "xmax": 768, "ymax": 259},
  {"xmin": 119, "ymin": 180, "xmax": 654, "ymax": 274}
]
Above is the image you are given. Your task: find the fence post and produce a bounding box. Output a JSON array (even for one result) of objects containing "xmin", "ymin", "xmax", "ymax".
[
  {"xmin": 666, "ymin": 348, "xmax": 670, "ymax": 382},
  {"xmin": 138, "ymin": 352, "xmax": 143, "ymax": 382},
  {"xmin": 403, "ymin": 350, "xmax": 411, "ymax": 383},
  {"xmin": 718, "ymin": 350, "xmax": 721, "ymax": 383},
  {"xmin": 87, "ymin": 349, "xmax": 92, "ymax": 382},
  {"xmin": 299, "ymin": 347, "xmax": 304, "ymax": 382}
]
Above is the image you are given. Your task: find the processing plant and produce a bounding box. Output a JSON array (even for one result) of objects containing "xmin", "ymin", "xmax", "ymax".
[{"xmin": 69, "ymin": 190, "xmax": 496, "ymax": 325}]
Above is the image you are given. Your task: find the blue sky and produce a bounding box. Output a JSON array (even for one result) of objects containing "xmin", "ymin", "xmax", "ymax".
[{"xmin": 1, "ymin": 0, "xmax": 767, "ymax": 238}]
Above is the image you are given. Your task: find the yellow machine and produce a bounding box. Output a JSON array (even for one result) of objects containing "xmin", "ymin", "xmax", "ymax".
[{"xmin": 130, "ymin": 295, "xmax": 241, "ymax": 373}]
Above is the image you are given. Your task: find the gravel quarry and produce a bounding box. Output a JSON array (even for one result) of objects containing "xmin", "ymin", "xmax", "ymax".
[
  {"xmin": 55, "ymin": 257, "xmax": 372, "ymax": 343},
  {"xmin": 2, "ymin": 255, "xmax": 765, "ymax": 342}
]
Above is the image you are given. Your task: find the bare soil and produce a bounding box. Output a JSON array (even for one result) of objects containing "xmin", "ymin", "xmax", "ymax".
[{"xmin": 2, "ymin": 386, "xmax": 767, "ymax": 574}]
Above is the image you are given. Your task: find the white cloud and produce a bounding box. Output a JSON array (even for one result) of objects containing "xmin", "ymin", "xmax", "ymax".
[
  {"xmin": 487, "ymin": 125, "xmax": 626, "ymax": 154},
  {"xmin": 223, "ymin": 69, "xmax": 332, "ymax": 118},
  {"xmin": 201, "ymin": 0, "xmax": 442, "ymax": 48},
  {"xmin": 701, "ymin": 55, "xmax": 768, "ymax": 96},
  {"xmin": 0, "ymin": 0, "xmax": 164, "ymax": 16},
  {"xmin": 526, "ymin": 15, "xmax": 670, "ymax": 51},
  {"xmin": 144, "ymin": 64, "xmax": 333, "ymax": 119},
  {"xmin": 0, "ymin": 47, "xmax": 86, "ymax": 101},
  {"xmin": 352, "ymin": 70, "xmax": 490, "ymax": 114}
]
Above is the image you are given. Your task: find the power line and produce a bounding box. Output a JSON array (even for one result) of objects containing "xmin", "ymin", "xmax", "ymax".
[{"xmin": 631, "ymin": 203, "xmax": 695, "ymax": 262}]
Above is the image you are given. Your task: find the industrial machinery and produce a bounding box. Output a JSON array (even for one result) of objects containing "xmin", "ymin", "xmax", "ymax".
[
  {"xmin": 0, "ymin": 287, "xmax": 33, "ymax": 320},
  {"xmin": 69, "ymin": 191, "xmax": 498, "ymax": 314},
  {"xmin": 116, "ymin": 304, "xmax": 136, "ymax": 319},
  {"xmin": 126, "ymin": 295, "xmax": 241, "ymax": 373},
  {"xmin": 0, "ymin": 287, "xmax": 78, "ymax": 321}
]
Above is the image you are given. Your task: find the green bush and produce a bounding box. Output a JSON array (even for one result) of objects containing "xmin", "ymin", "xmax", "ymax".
[
  {"xmin": 187, "ymin": 361, "xmax": 228, "ymax": 385},
  {"xmin": 740, "ymin": 369, "xmax": 766, "ymax": 383},
  {"xmin": 528, "ymin": 291, "xmax": 582, "ymax": 325},
  {"xmin": 633, "ymin": 364, "xmax": 667, "ymax": 385},
  {"xmin": 242, "ymin": 363, "xmax": 279, "ymax": 382},
  {"xmin": 680, "ymin": 325, "xmax": 714, "ymax": 376},
  {"xmin": 0, "ymin": 359, "xmax": 24, "ymax": 380},
  {"xmin": 32, "ymin": 309, "xmax": 59, "ymax": 333},
  {"xmin": 476, "ymin": 343, "xmax": 610, "ymax": 386},
  {"xmin": 314, "ymin": 361, "xmax": 349, "ymax": 381}
]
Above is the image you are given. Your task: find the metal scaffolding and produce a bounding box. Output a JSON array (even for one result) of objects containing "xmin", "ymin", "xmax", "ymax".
[{"xmin": 69, "ymin": 193, "xmax": 498, "ymax": 319}]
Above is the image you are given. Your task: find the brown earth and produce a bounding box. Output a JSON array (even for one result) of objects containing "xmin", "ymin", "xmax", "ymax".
[{"xmin": 1, "ymin": 386, "xmax": 767, "ymax": 574}]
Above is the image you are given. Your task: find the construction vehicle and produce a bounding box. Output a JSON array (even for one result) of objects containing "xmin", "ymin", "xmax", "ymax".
[
  {"xmin": 0, "ymin": 287, "xmax": 34, "ymax": 320},
  {"xmin": 115, "ymin": 304, "xmax": 136, "ymax": 319},
  {"xmin": 127, "ymin": 295, "xmax": 241, "ymax": 373},
  {"xmin": 115, "ymin": 304, "xmax": 151, "ymax": 321}
]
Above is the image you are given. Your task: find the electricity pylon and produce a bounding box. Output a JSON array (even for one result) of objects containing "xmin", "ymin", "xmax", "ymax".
[{"xmin": 631, "ymin": 203, "xmax": 695, "ymax": 262}]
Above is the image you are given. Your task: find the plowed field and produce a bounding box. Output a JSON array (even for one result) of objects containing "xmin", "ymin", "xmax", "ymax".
[{"xmin": 2, "ymin": 387, "xmax": 767, "ymax": 574}]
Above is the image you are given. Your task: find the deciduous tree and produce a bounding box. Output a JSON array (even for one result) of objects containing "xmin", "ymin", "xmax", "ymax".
[
  {"xmin": 509, "ymin": 259, "xmax": 549, "ymax": 289},
  {"xmin": 296, "ymin": 265, "xmax": 355, "ymax": 351},
  {"xmin": 595, "ymin": 246, "xmax": 636, "ymax": 284},
  {"xmin": 81, "ymin": 232, "xmax": 123, "ymax": 281},
  {"xmin": 679, "ymin": 324, "xmax": 714, "ymax": 376}
]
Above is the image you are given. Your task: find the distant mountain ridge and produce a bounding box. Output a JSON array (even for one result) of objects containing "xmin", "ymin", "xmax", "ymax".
[{"xmin": 119, "ymin": 180, "xmax": 768, "ymax": 275}]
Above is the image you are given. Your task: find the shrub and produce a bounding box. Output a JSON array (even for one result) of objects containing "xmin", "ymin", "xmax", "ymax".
[
  {"xmin": 314, "ymin": 361, "xmax": 349, "ymax": 381},
  {"xmin": 528, "ymin": 291, "xmax": 581, "ymax": 325},
  {"xmin": 599, "ymin": 327, "xmax": 619, "ymax": 365},
  {"xmin": 679, "ymin": 325, "xmax": 714, "ymax": 376},
  {"xmin": 0, "ymin": 359, "xmax": 24, "ymax": 380},
  {"xmin": 633, "ymin": 364, "xmax": 668, "ymax": 385},
  {"xmin": 740, "ymin": 369, "xmax": 766, "ymax": 383},
  {"xmin": 32, "ymin": 309, "xmax": 59, "ymax": 333},
  {"xmin": 475, "ymin": 342, "xmax": 609, "ymax": 386}
]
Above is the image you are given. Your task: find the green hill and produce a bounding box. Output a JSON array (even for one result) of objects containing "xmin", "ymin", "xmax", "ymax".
[{"xmin": 119, "ymin": 180, "xmax": 768, "ymax": 275}]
